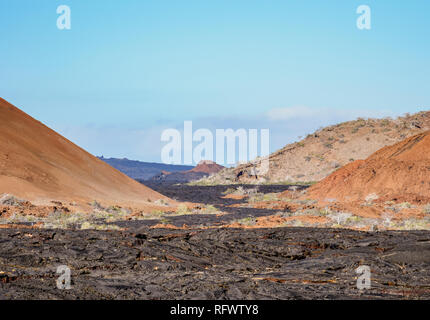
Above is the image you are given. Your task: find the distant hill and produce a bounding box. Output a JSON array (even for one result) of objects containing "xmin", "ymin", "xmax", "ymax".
[
  {"xmin": 308, "ymin": 130, "xmax": 430, "ymax": 203},
  {"xmin": 98, "ymin": 157, "xmax": 194, "ymax": 180},
  {"xmin": 151, "ymin": 160, "xmax": 224, "ymax": 183},
  {"xmin": 197, "ymin": 111, "xmax": 430, "ymax": 185}
]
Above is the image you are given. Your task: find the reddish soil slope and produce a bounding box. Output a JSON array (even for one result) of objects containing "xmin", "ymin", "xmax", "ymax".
[
  {"xmin": 308, "ymin": 131, "xmax": 430, "ymax": 203},
  {"xmin": 0, "ymin": 98, "xmax": 170, "ymax": 207}
]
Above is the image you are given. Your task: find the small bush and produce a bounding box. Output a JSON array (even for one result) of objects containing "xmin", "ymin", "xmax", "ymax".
[
  {"xmin": 365, "ymin": 193, "xmax": 379, "ymax": 203},
  {"xmin": 324, "ymin": 143, "xmax": 333, "ymax": 149},
  {"xmin": 235, "ymin": 217, "xmax": 257, "ymax": 226},
  {"xmin": 319, "ymin": 207, "xmax": 333, "ymax": 216},
  {"xmin": 328, "ymin": 212, "xmax": 352, "ymax": 225},
  {"xmin": 398, "ymin": 202, "xmax": 412, "ymax": 209},
  {"xmin": 423, "ymin": 204, "xmax": 430, "ymax": 215},
  {"xmin": 203, "ymin": 204, "xmax": 219, "ymax": 214},
  {"xmin": 248, "ymin": 193, "xmax": 278, "ymax": 203},
  {"xmin": 154, "ymin": 199, "xmax": 169, "ymax": 206},
  {"xmin": 222, "ymin": 188, "xmax": 236, "ymax": 195},
  {"xmin": 0, "ymin": 194, "xmax": 25, "ymax": 206},
  {"xmin": 91, "ymin": 200, "xmax": 105, "ymax": 211},
  {"xmin": 176, "ymin": 204, "xmax": 192, "ymax": 215},
  {"xmin": 160, "ymin": 218, "xmax": 171, "ymax": 225}
]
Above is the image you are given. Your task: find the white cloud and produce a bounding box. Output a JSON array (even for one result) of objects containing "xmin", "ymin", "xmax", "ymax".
[{"xmin": 265, "ymin": 106, "xmax": 395, "ymax": 122}]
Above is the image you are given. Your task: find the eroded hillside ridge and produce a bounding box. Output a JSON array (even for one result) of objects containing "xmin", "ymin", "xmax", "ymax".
[{"xmin": 198, "ymin": 111, "xmax": 430, "ymax": 184}]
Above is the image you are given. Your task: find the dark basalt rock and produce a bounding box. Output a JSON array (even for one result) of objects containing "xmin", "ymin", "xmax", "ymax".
[
  {"xmin": 1, "ymin": 184, "xmax": 429, "ymax": 300},
  {"xmin": 0, "ymin": 227, "xmax": 430, "ymax": 299}
]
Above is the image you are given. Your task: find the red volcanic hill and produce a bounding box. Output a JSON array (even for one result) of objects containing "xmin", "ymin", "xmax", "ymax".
[
  {"xmin": 0, "ymin": 98, "xmax": 169, "ymax": 207},
  {"xmin": 307, "ymin": 131, "xmax": 430, "ymax": 203},
  {"xmin": 189, "ymin": 160, "xmax": 224, "ymax": 174},
  {"xmin": 151, "ymin": 160, "xmax": 224, "ymax": 183}
]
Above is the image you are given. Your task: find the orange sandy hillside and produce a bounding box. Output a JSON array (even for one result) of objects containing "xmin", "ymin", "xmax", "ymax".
[
  {"xmin": 0, "ymin": 98, "xmax": 171, "ymax": 208},
  {"xmin": 307, "ymin": 131, "xmax": 430, "ymax": 203}
]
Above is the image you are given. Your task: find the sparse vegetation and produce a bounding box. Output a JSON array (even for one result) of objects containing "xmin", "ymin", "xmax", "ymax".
[
  {"xmin": 264, "ymin": 181, "xmax": 316, "ymax": 186},
  {"xmin": 380, "ymin": 118, "xmax": 390, "ymax": 127},
  {"xmin": 176, "ymin": 204, "xmax": 192, "ymax": 215},
  {"xmin": 154, "ymin": 199, "xmax": 169, "ymax": 206},
  {"xmin": 0, "ymin": 194, "xmax": 25, "ymax": 206},
  {"xmin": 248, "ymin": 192, "xmax": 279, "ymax": 203},
  {"xmin": 319, "ymin": 207, "xmax": 333, "ymax": 216},
  {"xmin": 294, "ymin": 199, "xmax": 317, "ymax": 205},
  {"xmin": 395, "ymin": 217, "xmax": 430, "ymax": 230},
  {"xmin": 328, "ymin": 212, "xmax": 352, "ymax": 226},
  {"xmin": 2, "ymin": 210, "xmax": 129, "ymax": 231},
  {"xmin": 324, "ymin": 143, "xmax": 333, "ymax": 149},
  {"xmin": 80, "ymin": 222, "xmax": 121, "ymax": 231},
  {"xmin": 364, "ymin": 193, "xmax": 379, "ymax": 204},
  {"xmin": 423, "ymin": 204, "xmax": 430, "ymax": 215},
  {"xmin": 222, "ymin": 187, "xmax": 237, "ymax": 195},
  {"xmin": 234, "ymin": 217, "xmax": 257, "ymax": 226},
  {"xmin": 315, "ymin": 154, "xmax": 325, "ymax": 161},
  {"xmin": 223, "ymin": 186, "xmax": 259, "ymax": 196},
  {"xmin": 203, "ymin": 204, "xmax": 219, "ymax": 214},
  {"xmin": 159, "ymin": 218, "xmax": 171, "ymax": 225}
]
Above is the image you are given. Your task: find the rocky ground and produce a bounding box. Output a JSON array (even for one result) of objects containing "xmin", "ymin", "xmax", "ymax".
[
  {"xmin": 1, "ymin": 184, "xmax": 430, "ymax": 300},
  {"xmin": 1, "ymin": 226, "xmax": 430, "ymax": 299}
]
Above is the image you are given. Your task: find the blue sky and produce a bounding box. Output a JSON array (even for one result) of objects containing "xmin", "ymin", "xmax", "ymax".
[{"xmin": 1, "ymin": 1, "xmax": 429, "ymax": 163}]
